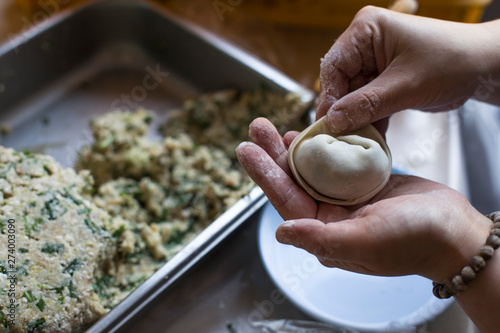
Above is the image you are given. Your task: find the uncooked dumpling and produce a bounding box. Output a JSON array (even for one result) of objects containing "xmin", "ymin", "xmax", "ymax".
[{"xmin": 287, "ymin": 117, "xmax": 392, "ymax": 205}]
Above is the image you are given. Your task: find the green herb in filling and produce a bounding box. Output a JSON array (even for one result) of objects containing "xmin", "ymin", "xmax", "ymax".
[
  {"xmin": 27, "ymin": 317, "xmax": 45, "ymax": 332},
  {"xmin": 84, "ymin": 218, "xmax": 98, "ymax": 233},
  {"xmin": 68, "ymin": 280, "xmax": 78, "ymax": 299},
  {"xmin": 112, "ymin": 225, "xmax": 125, "ymax": 238},
  {"xmin": 36, "ymin": 297, "xmax": 46, "ymax": 312},
  {"xmin": 63, "ymin": 258, "xmax": 84, "ymax": 275},
  {"xmin": 41, "ymin": 243, "xmax": 64, "ymax": 254},
  {"xmin": 0, "ymin": 163, "xmax": 14, "ymax": 177},
  {"xmin": 23, "ymin": 290, "xmax": 36, "ymax": 303}
]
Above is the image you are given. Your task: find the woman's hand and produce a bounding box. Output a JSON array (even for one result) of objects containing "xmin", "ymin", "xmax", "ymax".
[
  {"xmin": 235, "ymin": 9, "xmax": 500, "ymax": 331},
  {"xmin": 236, "ymin": 118, "xmax": 491, "ymax": 282},
  {"xmin": 318, "ymin": 6, "xmax": 500, "ymax": 134}
]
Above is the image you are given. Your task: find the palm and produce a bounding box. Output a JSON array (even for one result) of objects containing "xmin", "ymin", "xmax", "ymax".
[
  {"xmin": 236, "ymin": 118, "xmax": 486, "ymax": 281},
  {"xmin": 311, "ymin": 175, "xmax": 465, "ymax": 275}
]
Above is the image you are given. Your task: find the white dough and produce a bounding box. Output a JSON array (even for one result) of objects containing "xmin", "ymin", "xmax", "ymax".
[{"xmin": 287, "ymin": 117, "xmax": 392, "ymax": 205}]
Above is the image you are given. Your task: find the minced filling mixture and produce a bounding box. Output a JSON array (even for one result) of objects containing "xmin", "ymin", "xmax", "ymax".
[
  {"xmin": 160, "ymin": 87, "xmax": 306, "ymax": 158},
  {"xmin": 0, "ymin": 88, "xmax": 305, "ymax": 332},
  {"xmin": 0, "ymin": 148, "xmax": 117, "ymax": 332},
  {"xmin": 77, "ymin": 109, "xmax": 256, "ymax": 310}
]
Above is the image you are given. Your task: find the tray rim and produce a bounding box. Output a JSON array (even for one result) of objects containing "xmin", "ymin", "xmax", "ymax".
[
  {"xmin": 1, "ymin": 0, "xmax": 315, "ymax": 104},
  {"xmin": 0, "ymin": 1, "xmax": 315, "ymax": 332}
]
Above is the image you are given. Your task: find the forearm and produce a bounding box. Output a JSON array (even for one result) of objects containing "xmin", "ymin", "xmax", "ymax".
[
  {"xmin": 470, "ymin": 19, "xmax": 500, "ymax": 106},
  {"xmin": 455, "ymin": 252, "xmax": 500, "ymax": 333},
  {"xmin": 457, "ymin": 22, "xmax": 500, "ymax": 329}
]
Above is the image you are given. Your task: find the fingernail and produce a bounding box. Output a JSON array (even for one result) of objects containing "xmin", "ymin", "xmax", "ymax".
[
  {"xmin": 235, "ymin": 141, "xmax": 249, "ymax": 153},
  {"xmin": 326, "ymin": 110, "xmax": 352, "ymax": 133},
  {"xmin": 235, "ymin": 141, "xmax": 257, "ymax": 156},
  {"xmin": 276, "ymin": 220, "xmax": 296, "ymax": 244}
]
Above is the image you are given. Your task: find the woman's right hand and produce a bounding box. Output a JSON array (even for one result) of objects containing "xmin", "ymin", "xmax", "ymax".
[{"xmin": 317, "ymin": 6, "xmax": 500, "ymax": 134}]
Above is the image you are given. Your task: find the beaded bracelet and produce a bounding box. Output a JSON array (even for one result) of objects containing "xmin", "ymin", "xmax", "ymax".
[{"xmin": 432, "ymin": 212, "xmax": 500, "ymax": 299}]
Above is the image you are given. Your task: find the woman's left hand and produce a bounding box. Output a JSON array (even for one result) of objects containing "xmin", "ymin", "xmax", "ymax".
[{"xmin": 236, "ymin": 117, "xmax": 491, "ymax": 282}]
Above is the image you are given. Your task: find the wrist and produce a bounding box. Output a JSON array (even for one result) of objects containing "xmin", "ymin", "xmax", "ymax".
[
  {"xmin": 454, "ymin": 245, "xmax": 500, "ymax": 333},
  {"xmin": 430, "ymin": 210, "xmax": 491, "ymax": 283},
  {"xmin": 432, "ymin": 211, "xmax": 498, "ymax": 298}
]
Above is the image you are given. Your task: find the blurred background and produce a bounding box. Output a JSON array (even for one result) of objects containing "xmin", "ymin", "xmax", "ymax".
[{"xmin": 3, "ymin": 0, "xmax": 497, "ymax": 89}]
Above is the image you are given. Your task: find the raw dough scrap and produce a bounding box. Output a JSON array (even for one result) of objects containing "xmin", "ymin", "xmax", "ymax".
[{"xmin": 287, "ymin": 117, "xmax": 392, "ymax": 205}]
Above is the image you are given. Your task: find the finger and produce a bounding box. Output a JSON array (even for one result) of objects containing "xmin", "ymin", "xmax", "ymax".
[
  {"xmin": 316, "ymin": 201, "xmax": 353, "ymax": 222},
  {"xmin": 420, "ymin": 96, "xmax": 470, "ymax": 112},
  {"xmin": 276, "ymin": 218, "xmax": 365, "ymax": 261},
  {"xmin": 316, "ymin": 47, "xmax": 357, "ymax": 121},
  {"xmin": 248, "ymin": 117, "xmax": 291, "ymax": 176},
  {"xmin": 283, "ymin": 131, "xmax": 299, "ymax": 148},
  {"xmin": 276, "ymin": 214, "xmax": 409, "ymax": 276},
  {"xmin": 235, "ymin": 142, "xmax": 317, "ymax": 220},
  {"xmin": 323, "ymin": 66, "xmax": 417, "ymax": 134},
  {"xmin": 371, "ymin": 117, "xmax": 390, "ymax": 139},
  {"xmin": 317, "ymin": 6, "xmax": 386, "ymax": 121}
]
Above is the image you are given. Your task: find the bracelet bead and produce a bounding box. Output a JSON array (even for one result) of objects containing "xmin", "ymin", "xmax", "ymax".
[
  {"xmin": 432, "ymin": 212, "xmax": 500, "ymax": 299},
  {"xmin": 451, "ymin": 275, "xmax": 467, "ymax": 292},
  {"xmin": 490, "ymin": 212, "xmax": 500, "ymax": 222},
  {"xmin": 470, "ymin": 256, "xmax": 486, "ymax": 271},
  {"xmin": 432, "ymin": 283, "xmax": 445, "ymax": 299},
  {"xmin": 461, "ymin": 266, "xmax": 476, "ymax": 283},
  {"xmin": 489, "ymin": 211, "xmax": 500, "ymax": 218},
  {"xmin": 479, "ymin": 245, "xmax": 495, "ymax": 260},
  {"xmin": 490, "ymin": 228, "xmax": 500, "ymax": 237},
  {"xmin": 486, "ymin": 235, "xmax": 500, "ymax": 249},
  {"xmin": 443, "ymin": 279, "xmax": 455, "ymax": 295}
]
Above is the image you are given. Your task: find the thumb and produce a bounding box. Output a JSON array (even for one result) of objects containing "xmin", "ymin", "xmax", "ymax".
[
  {"xmin": 323, "ymin": 69, "xmax": 413, "ymax": 134},
  {"xmin": 276, "ymin": 217, "xmax": 373, "ymax": 262}
]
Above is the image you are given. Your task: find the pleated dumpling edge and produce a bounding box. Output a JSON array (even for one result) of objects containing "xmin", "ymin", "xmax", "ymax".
[{"xmin": 287, "ymin": 117, "xmax": 392, "ymax": 206}]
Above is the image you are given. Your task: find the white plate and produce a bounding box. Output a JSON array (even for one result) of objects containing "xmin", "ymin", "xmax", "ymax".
[{"xmin": 258, "ymin": 202, "xmax": 453, "ymax": 332}]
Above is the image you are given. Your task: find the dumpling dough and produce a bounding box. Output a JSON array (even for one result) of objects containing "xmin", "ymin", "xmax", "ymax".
[{"xmin": 287, "ymin": 117, "xmax": 392, "ymax": 205}]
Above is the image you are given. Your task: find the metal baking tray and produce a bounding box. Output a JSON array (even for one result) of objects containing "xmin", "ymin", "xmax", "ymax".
[{"xmin": 0, "ymin": 0, "xmax": 314, "ymax": 332}]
